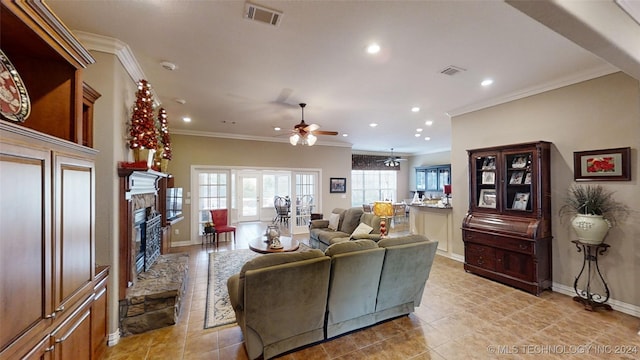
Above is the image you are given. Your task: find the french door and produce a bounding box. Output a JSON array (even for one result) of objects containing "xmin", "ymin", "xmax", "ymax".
[
  {"xmin": 238, "ymin": 172, "xmax": 261, "ymax": 222},
  {"xmin": 292, "ymin": 171, "xmax": 318, "ymax": 234}
]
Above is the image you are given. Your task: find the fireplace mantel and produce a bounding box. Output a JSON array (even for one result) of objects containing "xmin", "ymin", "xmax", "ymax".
[{"xmin": 118, "ymin": 168, "xmax": 168, "ymax": 198}]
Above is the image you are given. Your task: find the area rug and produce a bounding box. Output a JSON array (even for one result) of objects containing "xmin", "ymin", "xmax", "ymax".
[
  {"xmin": 204, "ymin": 243, "xmax": 312, "ymax": 329},
  {"xmin": 204, "ymin": 249, "xmax": 259, "ymax": 329}
]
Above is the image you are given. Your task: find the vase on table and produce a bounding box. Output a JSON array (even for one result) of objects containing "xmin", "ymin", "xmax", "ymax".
[{"xmin": 571, "ymin": 214, "xmax": 611, "ymax": 244}]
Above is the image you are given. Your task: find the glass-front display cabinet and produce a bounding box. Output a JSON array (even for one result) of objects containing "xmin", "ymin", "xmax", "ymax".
[{"xmin": 463, "ymin": 141, "xmax": 552, "ymax": 295}]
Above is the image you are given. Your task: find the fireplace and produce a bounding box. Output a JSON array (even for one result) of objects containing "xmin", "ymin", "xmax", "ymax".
[{"xmin": 132, "ymin": 205, "xmax": 163, "ymax": 278}]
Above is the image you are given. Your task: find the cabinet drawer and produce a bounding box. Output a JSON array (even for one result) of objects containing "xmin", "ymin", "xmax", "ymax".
[
  {"xmin": 464, "ymin": 231, "xmax": 533, "ymax": 254},
  {"xmin": 465, "ymin": 244, "xmax": 496, "ymax": 270}
]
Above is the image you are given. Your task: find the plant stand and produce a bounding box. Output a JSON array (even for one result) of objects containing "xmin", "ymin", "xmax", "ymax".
[{"xmin": 572, "ymin": 240, "xmax": 612, "ymax": 311}]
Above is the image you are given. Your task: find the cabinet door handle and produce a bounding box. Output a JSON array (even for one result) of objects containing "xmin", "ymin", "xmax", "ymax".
[
  {"xmin": 45, "ymin": 346, "xmax": 55, "ymax": 352},
  {"xmin": 519, "ymin": 244, "xmax": 528, "ymax": 250},
  {"xmin": 477, "ymin": 257, "xmax": 484, "ymax": 265},
  {"xmin": 55, "ymin": 305, "xmax": 65, "ymax": 313},
  {"xmin": 44, "ymin": 312, "xmax": 56, "ymax": 319}
]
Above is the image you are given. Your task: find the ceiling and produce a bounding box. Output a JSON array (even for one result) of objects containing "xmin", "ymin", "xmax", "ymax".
[{"xmin": 46, "ymin": 0, "xmax": 633, "ymax": 155}]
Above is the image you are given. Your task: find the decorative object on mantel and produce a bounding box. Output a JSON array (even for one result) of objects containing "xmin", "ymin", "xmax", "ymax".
[
  {"xmin": 0, "ymin": 49, "xmax": 31, "ymax": 122},
  {"xmin": 156, "ymin": 107, "xmax": 172, "ymax": 173},
  {"xmin": 128, "ymin": 79, "xmax": 157, "ymax": 168},
  {"xmin": 373, "ymin": 201, "xmax": 394, "ymax": 238},
  {"xmin": 559, "ymin": 184, "xmax": 629, "ymax": 244}
]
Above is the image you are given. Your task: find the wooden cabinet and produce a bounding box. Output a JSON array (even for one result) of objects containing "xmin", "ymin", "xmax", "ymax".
[
  {"xmin": 462, "ymin": 141, "xmax": 552, "ymax": 295},
  {"xmin": 0, "ymin": 2, "xmax": 105, "ymax": 359},
  {"xmin": 416, "ymin": 164, "xmax": 450, "ymax": 192}
]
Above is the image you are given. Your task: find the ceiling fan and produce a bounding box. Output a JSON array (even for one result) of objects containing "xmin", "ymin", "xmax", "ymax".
[
  {"xmin": 378, "ymin": 148, "xmax": 408, "ymax": 166},
  {"xmin": 289, "ymin": 103, "xmax": 338, "ymax": 146}
]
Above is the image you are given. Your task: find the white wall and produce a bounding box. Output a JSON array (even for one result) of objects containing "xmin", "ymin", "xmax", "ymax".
[
  {"xmin": 451, "ymin": 72, "xmax": 639, "ymax": 308},
  {"xmin": 83, "ymin": 51, "xmax": 137, "ymax": 341}
]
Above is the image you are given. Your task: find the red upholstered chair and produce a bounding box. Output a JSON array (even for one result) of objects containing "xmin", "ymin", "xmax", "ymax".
[{"xmin": 210, "ymin": 209, "xmax": 236, "ymax": 245}]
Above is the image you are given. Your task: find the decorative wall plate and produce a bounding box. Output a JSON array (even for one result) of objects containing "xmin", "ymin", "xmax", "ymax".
[{"xmin": 0, "ymin": 49, "xmax": 31, "ymax": 122}]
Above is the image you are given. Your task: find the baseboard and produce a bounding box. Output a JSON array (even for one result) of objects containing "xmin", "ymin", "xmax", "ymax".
[
  {"xmin": 552, "ymin": 282, "xmax": 640, "ymax": 318},
  {"xmin": 107, "ymin": 329, "xmax": 120, "ymax": 346},
  {"xmin": 171, "ymin": 240, "xmax": 195, "ymax": 247}
]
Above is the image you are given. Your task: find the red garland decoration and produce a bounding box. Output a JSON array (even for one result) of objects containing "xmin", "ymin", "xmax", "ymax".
[
  {"xmin": 158, "ymin": 107, "xmax": 172, "ymax": 160},
  {"xmin": 128, "ymin": 79, "xmax": 158, "ymax": 150}
]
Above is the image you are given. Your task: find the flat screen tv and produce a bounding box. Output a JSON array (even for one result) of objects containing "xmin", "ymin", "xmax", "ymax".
[{"xmin": 166, "ymin": 187, "xmax": 183, "ymax": 220}]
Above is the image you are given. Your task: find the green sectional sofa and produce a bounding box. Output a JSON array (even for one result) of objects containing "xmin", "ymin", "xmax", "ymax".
[
  {"xmin": 309, "ymin": 207, "xmax": 382, "ymax": 250},
  {"xmin": 227, "ymin": 234, "xmax": 438, "ymax": 359}
]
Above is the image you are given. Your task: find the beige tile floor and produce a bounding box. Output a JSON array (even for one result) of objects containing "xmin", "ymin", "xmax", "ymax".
[{"xmin": 104, "ymin": 220, "xmax": 640, "ymax": 360}]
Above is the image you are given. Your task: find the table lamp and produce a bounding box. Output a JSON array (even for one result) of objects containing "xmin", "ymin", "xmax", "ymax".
[
  {"xmin": 373, "ymin": 201, "xmax": 394, "ymax": 237},
  {"xmin": 443, "ymin": 184, "xmax": 452, "ymax": 207}
]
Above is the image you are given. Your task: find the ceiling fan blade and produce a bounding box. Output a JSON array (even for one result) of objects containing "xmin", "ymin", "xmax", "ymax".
[
  {"xmin": 314, "ymin": 130, "xmax": 338, "ymax": 136},
  {"xmin": 304, "ymin": 123, "xmax": 320, "ymax": 132}
]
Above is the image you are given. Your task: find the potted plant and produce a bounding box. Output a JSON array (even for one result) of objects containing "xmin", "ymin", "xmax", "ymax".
[{"xmin": 559, "ymin": 184, "xmax": 628, "ymax": 244}]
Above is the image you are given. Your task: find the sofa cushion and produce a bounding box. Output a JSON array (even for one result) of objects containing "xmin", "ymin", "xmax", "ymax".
[
  {"xmin": 324, "ymin": 239, "xmax": 378, "ymax": 256},
  {"xmin": 340, "ymin": 207, "xmax": 364, "ymax": 234},
  {"xmin": 240, "ymin": 249, "xmax": 325, "ymax": 276},
  {"xmin": 328, "ymin": 213, "xmax": 340, "ymax": 231},
  {"xmin": 377, "ymin": 234, "xmax": 429, "ymax": 248},
  {"xmin": 351, "ymin": 222, "xmax": 373, "ymax": 237}
]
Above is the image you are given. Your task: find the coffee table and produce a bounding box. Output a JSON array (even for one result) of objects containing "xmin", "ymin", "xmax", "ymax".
[{"xmin": 249, "ymin": 236, "xmax": 299, "ymax": 254}]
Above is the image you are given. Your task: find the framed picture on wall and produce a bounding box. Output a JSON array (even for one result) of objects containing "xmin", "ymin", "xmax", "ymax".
[
  {"xmin": 574, "ymin": 147, "xmax": 631, "ymax": 181},
  {"xmin": 330, "ymin": 177, "xmax": 346, "ymax": 193}
]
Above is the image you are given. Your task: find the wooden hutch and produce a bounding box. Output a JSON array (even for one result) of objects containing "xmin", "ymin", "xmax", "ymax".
[
  {"xmin": 462, "ymin": 141, "xmax": 552, "ymax": 295},
  {"xmin": 0, "ymin": 1, "xmax": 108, "ymax": 359}
]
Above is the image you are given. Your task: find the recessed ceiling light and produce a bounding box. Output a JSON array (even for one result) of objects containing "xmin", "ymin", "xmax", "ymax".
[
  {"xmin": 274, "ymin": 127, "xmax": 281, "ymax": 131},
  {"xmin": 411, "ymin": 107, "xmax": 420, "ymax": 113},
  {"xmin": 481, "ymin": 79, "xmax": 494, "ymax": 87},
  {"xmin": 182, "ymin": 117, "xmax": 191, "ymax": 123},
  {"xmin": 160, "ymin": 61, "xmax": 177, "ymax": 71},
  {"xmin": 366, "ymin": 43, "xmax": 380, "ymax": 54},
  {"xmin": 369, "ymin": 123, "xmax": 378, "ymax": 127},
  {"xmin": 416, "ymin": 128, "xmax": 423, "ymax": 132},
  {"xmin": 425, "ymin": 120, "xmax": 433, "ymax": 126},
  {"xmin": 424, "ymin": 137, "xmax": 431, "ymax": 141},
  {"xmin": 414, "ymin": 134, "xmax": 421, "ymax": 137},
  {"xmin": 342, "ymin": 133, "xmax": 348, "ymax": 137}
]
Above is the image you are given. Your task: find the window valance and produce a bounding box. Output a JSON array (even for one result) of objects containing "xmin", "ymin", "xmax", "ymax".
[{"xmin": 352, "ymin": 154, "xmax": 400, "ymax": 170}]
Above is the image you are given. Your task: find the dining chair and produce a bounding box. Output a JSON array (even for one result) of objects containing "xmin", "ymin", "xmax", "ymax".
[
  {"xmin": 210, "ymin": 209, "xmax": 236, "ymax": 245},
  {"xmin": 274, "ymin": 196, "xmax": 290, "ymax": 225}
]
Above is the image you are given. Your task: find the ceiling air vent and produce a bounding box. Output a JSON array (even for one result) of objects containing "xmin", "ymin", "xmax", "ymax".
[
  {"xmin": 245, "ymin": 2, "xmax": 283, "ymax": 27},
  {"xmin": 440, "ymin": 65, "xmax": 466, "ymax": 76}
]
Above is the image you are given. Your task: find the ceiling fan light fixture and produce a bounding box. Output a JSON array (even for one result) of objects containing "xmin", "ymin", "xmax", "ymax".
[
  {"xmin": 289, "ymin": 133, "xmax": 299, "ymax": 145},
  {"xmin": 307, "ymin": 133, "xmax": 317, "ymax": 146}
]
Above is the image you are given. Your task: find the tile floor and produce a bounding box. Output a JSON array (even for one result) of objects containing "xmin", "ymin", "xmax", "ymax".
[{"xmin": 103, "ymin": 221, "xmax": 640, "ymax": 360}]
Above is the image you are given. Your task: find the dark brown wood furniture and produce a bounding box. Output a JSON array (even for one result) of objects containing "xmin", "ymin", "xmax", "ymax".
[
  {"xmin": 249, "ymin": 236, "xmax": 300, "ymax": 254},
  {"xmin": 0, "ymin": 2, "xmax": 108, "ymax": 358},
  {"xmin": 462, "ymin": 141, "xmax": 552, "ymax": 295}
]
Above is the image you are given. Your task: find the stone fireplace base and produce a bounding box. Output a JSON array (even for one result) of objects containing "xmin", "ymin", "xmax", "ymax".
[{"xmin": 119, "ymin": 253, "xmax": 189, "ymax": 336}]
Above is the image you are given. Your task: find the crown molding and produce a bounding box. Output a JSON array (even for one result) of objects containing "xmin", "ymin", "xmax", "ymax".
[
  {"xmin": 170, "ymin": 129, "xmax": 353, "ymax": 148},
  {"xmin": 447, "ymin": 64, "xmax": 618, "ymax": 118},
  {"xmin": 72, "ymin": 31, "xmax": 161, "ymax": 107}
]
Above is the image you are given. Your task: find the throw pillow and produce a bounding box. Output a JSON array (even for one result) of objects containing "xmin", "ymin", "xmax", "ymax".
[
  {"xmin": 328, "ymin": 213, "xmax": 340, "ymax": 231},
  {"xmin": 351, "ymin": 222, "xmax": 373, "ymax": 237}
]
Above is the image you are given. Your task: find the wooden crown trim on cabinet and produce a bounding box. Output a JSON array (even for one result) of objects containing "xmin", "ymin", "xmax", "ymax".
[{"xmin": 5, "ymin": 0, "xmax": 95, "ymax": 68}]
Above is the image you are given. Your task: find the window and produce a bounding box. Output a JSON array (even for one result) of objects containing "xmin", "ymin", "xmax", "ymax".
[
  {"xmin": 198, "ymin": 172, "xmax": 228, "ymax": 233},
  {"xmin": 351, "ymin": 170, "xmax": 397, "ymax": 206},
  {"xmin": 262, "ymin": 172, "xmax": 291, "ymax": 208}
]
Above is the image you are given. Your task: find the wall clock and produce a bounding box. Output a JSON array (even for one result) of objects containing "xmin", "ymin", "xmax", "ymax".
[{"xmin": 0, "ymin": 49, "xmax": 31, "ymax": 122}]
